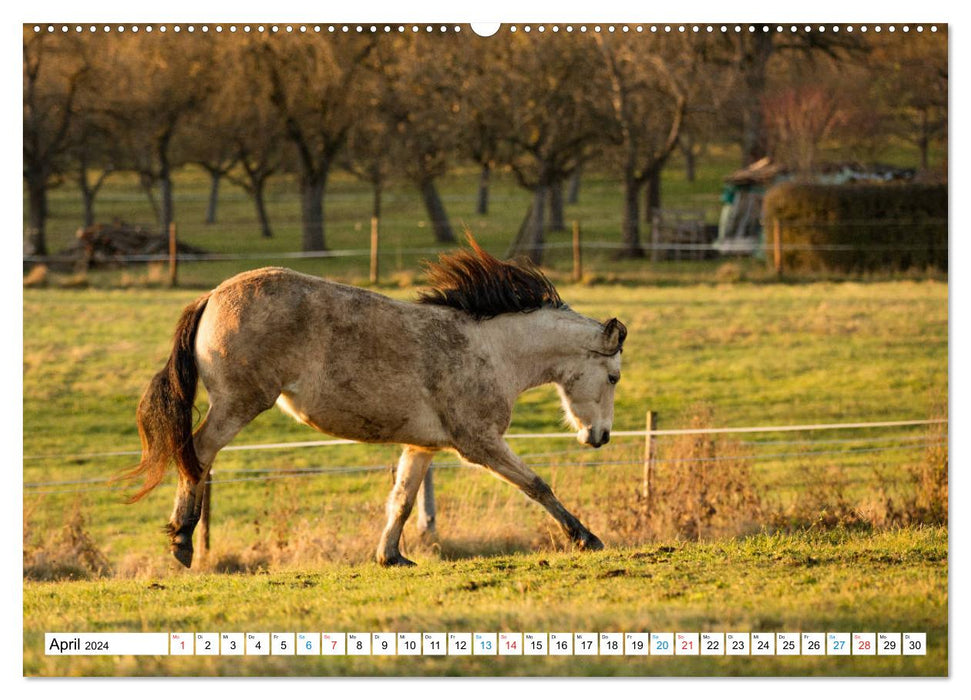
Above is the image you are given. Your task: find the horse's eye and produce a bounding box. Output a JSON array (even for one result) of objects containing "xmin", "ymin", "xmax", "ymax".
[{"xmin": 608, "ymin": 374, "xmax": 620, "ymax": 385}]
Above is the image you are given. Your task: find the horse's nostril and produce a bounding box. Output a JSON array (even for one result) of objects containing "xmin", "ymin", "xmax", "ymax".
[{"xmin": 602, "ymin": 430, "xmax": 610, "ymax": 445}]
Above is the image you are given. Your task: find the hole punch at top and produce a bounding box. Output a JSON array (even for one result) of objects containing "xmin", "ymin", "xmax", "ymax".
[{"xmin": 471, "ymin": 23, "xmax": 501, "ymax": 37}]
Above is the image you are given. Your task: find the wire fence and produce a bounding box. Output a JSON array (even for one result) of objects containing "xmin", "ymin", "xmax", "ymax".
[
  {"xmin": 23, "ymin": 417, "xmax": 947, "ymax": 496},
  {"xmin": 22, "ymin": 237, "xmax": 950, "ymax": 266}
]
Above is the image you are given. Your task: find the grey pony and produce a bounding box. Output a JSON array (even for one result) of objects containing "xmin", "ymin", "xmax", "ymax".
[{"xmin": 126, "ymin": 239, "xmax": 626, "ymax": 567}]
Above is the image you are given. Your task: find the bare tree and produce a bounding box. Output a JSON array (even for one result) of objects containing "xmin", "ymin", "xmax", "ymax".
[
  {"xmin": 58, "ymin": 44, "xmax": 121, "ymax": 230},
  {"xmin": 23, "ymin": 30, "xmax": 89, "ymax": 255},
  {"xmin": 256, "ymin": 34, "xmax": 374, "ymax": 251},
  {"xmin": 764, "ymin": 86, "xmax": 850, "ymax": 173},
  {"xmin": 341, "ymin": 88, "xmax": 394, "ymax": 221},
  {"xmin": 494, "ymin": 34, "xmax": 608, "ymax": 264},
  {"xmin": 71, "ymin": 111, "xmax": 115, "ymax": 228},
  {"xmin": 869, "ymin": 30, "xmax": 947, "ymax": 170},
  {"xmin": 229, "ymin": 131, "xmax": 284, "ymax": 241},
  {"xmin": 736, "ymin": 32, "xmax": 774, "ymax": 166},
  {"xmin": 714, "ymin": 29, "xmax": 864, "ymax": 166},
  {"xmin": 211, "ymin": 40, "xmax": 287, "ymax": 240},
  {"xmin": 596, "ymin": 34, "xmax": 687, "ymax": 257},
  {"xmin": 372, "ymin": 34, "xmax": 461, "ymax": 243},
  {"xmin": 456, "ymin": 37, "xmax": 509, "ymax": 217},
  {"xmin": 677, "ymin": 101, "xmax": 723, "ymax": 184},
  {"xmin": 99, "ymin": 32, "xmax": 211, "ymax": 238},
  {"xmin": 183, "ymin": 102, "xmax": 238, "ymax": 226}
]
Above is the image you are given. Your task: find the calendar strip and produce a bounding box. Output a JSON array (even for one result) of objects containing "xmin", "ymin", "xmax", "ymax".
[{"xmin": 44, "ymin": 632, "xmax": 927, "ymax": 656}]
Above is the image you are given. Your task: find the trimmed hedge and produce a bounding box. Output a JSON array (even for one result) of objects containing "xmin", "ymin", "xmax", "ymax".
[{"xmin": 762, "ymin": 182, "xmax": 947, "ymax": 272}]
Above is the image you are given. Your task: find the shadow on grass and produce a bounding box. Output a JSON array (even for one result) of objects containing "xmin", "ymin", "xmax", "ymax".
[{"xmin": 422, "ymin": 535, "xmax": 550, "ymax": 562}]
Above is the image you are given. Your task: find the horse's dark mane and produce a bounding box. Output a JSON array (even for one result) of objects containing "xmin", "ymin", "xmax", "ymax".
[{"xmin": 417, "ymin": 236, "xmax": 565, "ymax": 320}]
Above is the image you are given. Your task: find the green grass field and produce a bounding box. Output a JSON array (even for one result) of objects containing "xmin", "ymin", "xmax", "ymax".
[
  {"xmin": 24, "ymin": 529, "xmax": 947, "ymax": 676},
  {"xmin": 22, "ymin": 279, "xmax": 947, "ymax": 676},
  {"xmin": 23, "ymin": 146, "xmax": 948, "ymax": 677}
]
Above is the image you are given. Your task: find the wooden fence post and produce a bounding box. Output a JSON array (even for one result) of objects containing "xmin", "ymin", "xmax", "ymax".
[
  {"xmin": 642, "ymin": 410, "xmax": 657, "ymax": 513},
  {"xmin": 572, "ymin": 220, "xmax": 582, "ymax": 283},
  {"xmin": 168, "ymin": 222, "xmax": 178, "ymax": 287},
  {"xmin": 772, "ymin": 218, "xmax": 783, "ymax": 277},
  {"xmin": 199, "ymin": 471, "xmax": 211, "ymax": 557},
  {"xmin": 76, "ymin": 227, "xmax": 91, "ymax": 274},
  {"xmin": 370, "ymin": 216, "xmax": 379, "ymax": 284}
]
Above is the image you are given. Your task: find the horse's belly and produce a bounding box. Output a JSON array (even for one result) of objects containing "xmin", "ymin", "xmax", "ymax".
[{"xmin": 275, "ymin": 391, "xmax": 443, "ymax": 447}]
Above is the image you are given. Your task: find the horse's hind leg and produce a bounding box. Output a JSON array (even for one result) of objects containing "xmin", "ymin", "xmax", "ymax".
[
  {"xmin": 416, "ymin": 467, "xmax": 438, "ymax": 545},
  {"xmin": 169, "ymin": 397, "xmax": 270, "ymax": 567},
  {"xmin": 377, "ymin": 447, "xmax": 435, "ymax": 566}
]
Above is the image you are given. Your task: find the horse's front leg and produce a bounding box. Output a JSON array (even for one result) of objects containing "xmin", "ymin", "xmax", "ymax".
[
  {"xmin": 464, "ymin": 439, "xmax": 604, "ymax": 551},
  {"xmin": 377, "ymin": 447, "xmax": 435, "ymax": 566}
]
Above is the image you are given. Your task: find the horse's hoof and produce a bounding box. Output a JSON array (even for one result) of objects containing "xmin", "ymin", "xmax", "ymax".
[
  {"xmin": 379, "ymin": 554, "xmax": 417, "ymax": 567},
  {"xmin": 579, "ymin": 534, "xmax": 604, "ymax": 551},
  {"xmin": 172, "ymin": 546, "xmax": 194, "ymax": 568}
]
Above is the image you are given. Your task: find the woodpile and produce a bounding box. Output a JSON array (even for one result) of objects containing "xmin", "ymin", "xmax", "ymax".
[{"xmin": 49, "ymin": 221, "xmax": 207, "ymax": 272}]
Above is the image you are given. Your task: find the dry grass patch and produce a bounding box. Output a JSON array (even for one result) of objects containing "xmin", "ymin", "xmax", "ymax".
[{"xmin": 23, "ymin": 500, "xmax": 112, "ymax": 581}]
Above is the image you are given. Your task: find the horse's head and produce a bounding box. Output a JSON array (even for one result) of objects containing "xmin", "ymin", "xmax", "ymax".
[{"xmin": 556, "ymin": 317, "xmax": 627, "ymax": 448}]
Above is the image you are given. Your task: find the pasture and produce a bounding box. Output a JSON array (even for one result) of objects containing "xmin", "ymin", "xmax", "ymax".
[
  {"xmin": 22, "ymin": 276, "xmax": 947, "ymax": 676},
  {"xmin": 24, "ymin": 151, "xmax": 948, "ymax": 676},
  {"xmin": 24, "ymin": 529, "xmax": 947, "ymax": 676}
]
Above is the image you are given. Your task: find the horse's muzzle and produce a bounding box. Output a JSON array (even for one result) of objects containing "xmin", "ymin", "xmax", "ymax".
[{"xmin": 584, "ymin": 429, "xmax": 610, "ymax": 448}]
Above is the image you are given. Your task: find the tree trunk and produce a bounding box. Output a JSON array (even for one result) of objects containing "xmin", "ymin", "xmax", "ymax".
[
  {"xmin": 525, "ymin": 185, "xmax": 547, "ymax": 264},
  {"xmin": 742, "ymin": 105, "xmax": 766, "ymax": 166},
  {"xmin": 620, "ymin": 174, "xmax": 644, "ymax": 258},
  {"xmin": 139, "ymin": 173, "xmax": 161, "ymax": 223},
  {"xmin": 300, "ymin": 174, "xmax": 327, "ymax": 251},
  {"xmin": 741, "ymin": 33, "xmax": 773, "ymax": 165},
  {"xmin": 684, "ymin": 147, "xmax": 697, "ymax": 183},
  {"xmin": 476, "ymin": 162, "xmax": 491, "ymax": 215},
  {"xmin": 157, "ymin": 133, "xmax": 175, "ymax": 239},
  {"xmin": 919, "ymin": 107, "xmax": 930, "ymax": 170},
  {"xmin": 549, "ymin": 178, "xmax": 565, "ymax": 232},
  {"xmin": 81, "ymin": 189, "xmax": 96, "ymax": 228},
  {"xmin": 78, "ymin": 160, "xmax": 108, "ymax": 229},
  {"xmin": 419, "ymin": 177, "xmax": 455, "ymax": 243},
  {"xmin": 24, "ymin": 173, "xmax": 48, "ymax": 256},
  {"xmin": 205, "ymin": 171, "xmax": 221, "ymax": 225},
  {"xmin": 253, "ymin": 181, "xmax": 273, "ymax": 238},
  {"xmin": 567, "ymin": 167, "xmax": 581, "ymax": 204},
  {"xmin": 159, "ymin": 171, "xmax": 174, "ymax": 239},
  {"xmin": 505, "ymin": 187, "xmax": 546, "ymax": 263},
  {"xmin": 643, "ymin": 165, "xmax": 662, "ymax": 223},
  {"xmin": 505, "ymin": 202, "xmax": 534, "ymax": 259},
  {"xmin": 679, "ymin": 134, "xmax": 698, "ymax": 183}
]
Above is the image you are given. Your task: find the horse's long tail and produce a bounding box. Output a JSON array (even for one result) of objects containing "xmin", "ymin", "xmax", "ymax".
[{"xmin": 125, "ymin": 293, "xmax": 210, "ymax": 503}]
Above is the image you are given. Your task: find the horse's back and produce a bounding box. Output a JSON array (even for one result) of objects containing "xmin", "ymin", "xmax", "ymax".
[
  {"xmin": 198, "ymin": 266, "xmax": 416, "ymax": 366},
  {"xmin": 193, "ymin": 267, "xmax": 462, "ymax": 446},
  {"xmin": 208, "ymin": 266, "xmax": 389, "ymax": 318}
]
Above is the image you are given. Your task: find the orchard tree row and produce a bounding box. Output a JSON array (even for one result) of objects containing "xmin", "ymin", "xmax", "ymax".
[{"xmin": 24, "ymin": 27, "xmax": 946, "ymax": 261}]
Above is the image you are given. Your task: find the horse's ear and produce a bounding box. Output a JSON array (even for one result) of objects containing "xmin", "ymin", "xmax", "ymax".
[{"xmin": 602, "ymin": 318, "xmax": 627, "ymax": 354}]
